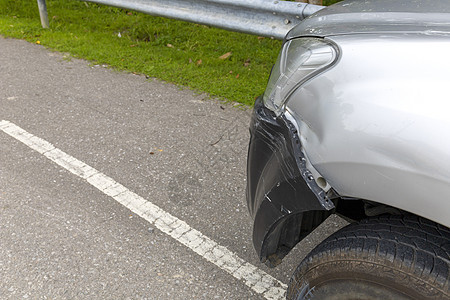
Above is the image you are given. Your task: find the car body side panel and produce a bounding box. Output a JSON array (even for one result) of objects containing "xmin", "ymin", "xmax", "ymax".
[
  {"xmin": 286, "ymin": 0, "xmax": 450, "ymax": 39},
  {"xmin": 286, "ymin": 34, "xmax": 450, "ymax": 228}
]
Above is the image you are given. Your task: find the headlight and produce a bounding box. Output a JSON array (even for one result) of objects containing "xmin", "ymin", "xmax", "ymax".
[{"xmin": 263, "ymin": 38, "xmax": 338, "ymax": 115}]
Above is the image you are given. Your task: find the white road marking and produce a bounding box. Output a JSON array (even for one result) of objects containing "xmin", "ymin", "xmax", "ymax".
[{"xmin": 0, "ymin": 120, "xmax": 287, "ymax": 300}]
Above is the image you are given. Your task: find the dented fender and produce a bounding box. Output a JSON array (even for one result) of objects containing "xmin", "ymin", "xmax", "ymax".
[{"xmin": 284, "ymin": 34, "xmax": 450, "ymax": 230}]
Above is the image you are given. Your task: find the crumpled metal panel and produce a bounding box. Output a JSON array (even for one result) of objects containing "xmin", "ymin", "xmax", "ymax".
[{"xmin": 286, "ymin": 33, "xmax": 450, "ymax": 229}]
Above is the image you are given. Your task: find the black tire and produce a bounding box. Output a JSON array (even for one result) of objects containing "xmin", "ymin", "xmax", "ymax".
[{"xmin": 287, "ymin": 215, "xmax": 450, "ymax": 300}]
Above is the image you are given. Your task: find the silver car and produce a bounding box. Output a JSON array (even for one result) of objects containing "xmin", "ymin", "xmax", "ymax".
[{"xmin": 246, "ymin": 0, "xmax": 450, "ymax": 299}]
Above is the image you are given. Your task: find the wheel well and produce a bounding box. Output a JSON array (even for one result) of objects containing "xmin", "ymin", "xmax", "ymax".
[
  {"xmin": 336, "ymin": 198, "xmax": 422, "ymax": 223},
  {"xmin": 335, "ymin": 198, "xmax": 366, "ymax": 222},
  {"xmin": 264, "ymin": 197, "xmax": 447, "ymax": 267}
]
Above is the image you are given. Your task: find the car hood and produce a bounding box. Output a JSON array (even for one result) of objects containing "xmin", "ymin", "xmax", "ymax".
[{"xmin": 287, "ymin": 0, "xmax": 450, "ymax": 39}]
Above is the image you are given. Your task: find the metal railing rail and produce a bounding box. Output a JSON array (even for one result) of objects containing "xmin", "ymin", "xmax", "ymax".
[{"xmin": 36, "ymin": 0, "xmax": 325, "ymax": 40}]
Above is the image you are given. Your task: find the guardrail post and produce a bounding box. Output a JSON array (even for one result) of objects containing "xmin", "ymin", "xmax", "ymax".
[{"xmin": 37, "ymin": 0, "xmax": 49, "ymax": 28}]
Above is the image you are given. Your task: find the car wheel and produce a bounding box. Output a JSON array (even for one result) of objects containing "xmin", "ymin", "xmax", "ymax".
[{"xmin": 287, "ymin": 215, "xmax": 450, "ymax": 300}]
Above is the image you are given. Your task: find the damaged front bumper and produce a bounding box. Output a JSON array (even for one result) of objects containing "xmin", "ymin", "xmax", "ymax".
[{"xmin": 247, "ymin": 97, "xmax": 336, "ymax": 267}]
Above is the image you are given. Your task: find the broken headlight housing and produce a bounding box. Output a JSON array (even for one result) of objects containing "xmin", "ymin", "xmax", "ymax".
[{"xmin": 263, "ymin": 37, "xmax": 339, "ymax": 115}]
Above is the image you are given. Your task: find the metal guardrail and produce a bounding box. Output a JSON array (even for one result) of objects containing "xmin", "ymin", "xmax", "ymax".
[{"xmin": 36, "ymin": 0, "xmax": 325, "ymax": 40}]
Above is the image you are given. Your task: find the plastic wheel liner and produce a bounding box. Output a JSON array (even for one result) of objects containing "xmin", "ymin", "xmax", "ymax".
[{"xmin": 246, "ymin": 97, "xmax": 336, "ymax": 267}]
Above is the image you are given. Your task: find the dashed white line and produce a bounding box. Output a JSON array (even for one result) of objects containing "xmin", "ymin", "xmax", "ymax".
[{"xmin": 0, "ymin": 120, "xmax": 287, "ymax": 300}]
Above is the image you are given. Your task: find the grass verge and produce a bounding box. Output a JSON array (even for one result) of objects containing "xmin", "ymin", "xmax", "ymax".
[
  {"xmin": 0, "ymin": 0, "xmax": 340, "ymax": 105},
  {"xmin": 0, "ymin": 0, "xmax": 287, "ymax": 105}
]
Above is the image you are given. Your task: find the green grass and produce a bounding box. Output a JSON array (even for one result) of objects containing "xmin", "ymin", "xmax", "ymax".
[{"xmin": 0, "ymin": 0, "xmax": 340, "ymax": 105}]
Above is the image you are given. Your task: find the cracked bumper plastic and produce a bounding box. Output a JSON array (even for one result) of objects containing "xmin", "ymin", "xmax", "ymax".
[{"xmin": 246, "ymin": 97, "xmax": 335, "ymax": 267}]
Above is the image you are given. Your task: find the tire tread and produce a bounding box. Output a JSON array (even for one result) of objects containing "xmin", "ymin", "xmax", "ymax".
[{"xmin": 288, "ymin": 215, "xmax": 450, "ymax": 300}]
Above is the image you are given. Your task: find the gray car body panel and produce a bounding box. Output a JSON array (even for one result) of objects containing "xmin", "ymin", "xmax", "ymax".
[
  {"xmin": 247, "ymin": 0, "xmax": 450, "ymax": 266},
  {"xmin": 282, "ymin": 1, "xmax": 450, "ymax": 229},
  {"xmin": 286, "ymin": 0, "xmax": 450, "ymax": 39}
]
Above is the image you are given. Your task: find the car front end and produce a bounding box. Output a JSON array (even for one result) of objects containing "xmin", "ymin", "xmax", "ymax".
[{"xmin": 247, "ymin": 0, "xmax": 450, "ymax": 267}]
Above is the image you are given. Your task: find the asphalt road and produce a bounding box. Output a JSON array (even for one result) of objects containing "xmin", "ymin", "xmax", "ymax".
[{"xmin": 0, "ymin": 36, "xmax": 347, "ymax": 299}]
